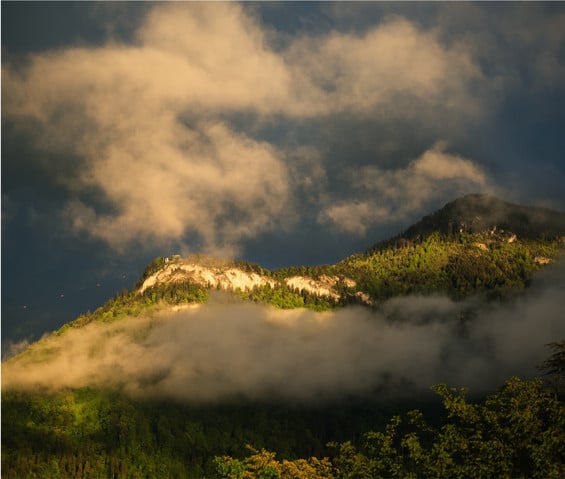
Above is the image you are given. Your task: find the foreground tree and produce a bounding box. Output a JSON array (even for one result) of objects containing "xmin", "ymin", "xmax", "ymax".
[
  {"xmin": 214, "ymin": 446, "xmax": 333, "ymax": 479},
  {"xmin": 216, "ymin": 377, "xmax": 565, "ymax": 479},
  {"xmin": 344, "ymin": 378, "xmax": 565, "ymax": 478},
  {"xmin": 540, "ymin": 339, "xmax": 565, "ymax": 399}
]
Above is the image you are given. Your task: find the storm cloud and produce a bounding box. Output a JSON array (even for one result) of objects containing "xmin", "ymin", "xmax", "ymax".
[{"xmin": 3, "ymin": 2, "xmax": 494, "ymax": 256}]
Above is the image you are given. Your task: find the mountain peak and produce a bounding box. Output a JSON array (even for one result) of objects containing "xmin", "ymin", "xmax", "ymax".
[{"xmin": 373, "ymin": 194, "xmax": 565, "ymax": 250}]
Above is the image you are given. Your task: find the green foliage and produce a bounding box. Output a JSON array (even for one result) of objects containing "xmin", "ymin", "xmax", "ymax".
[
  {"xmin": 272, "ymin": 265, "xmax": 334, "ymax": 282},
  {"xmin": 350, "ymin": 378, "xmax": 565, "ymax": 479},
  {"xmin": 50, "ymin": 280, "xmax": 208, "ymax": 339},
  {"xmin": 1, "ymin": 388, "xmax": 398, "ymax": 478},
  {"xmin": 238, "ymin": 283, "xmax": 336, "ymax": 311},
  {"xmin": 140, "ymin": 280, "xmax": 208, "ymax": 307},
  {"xmin": 242, "ymin": 283, "xmax": 305, "ymax": 309},
  {"xmin": 371, "ymin": 194, "xmax": 565, "ymax": 247},
  {"xmin": 216, "ymin": 378, "xmax": 565, "ymax": 479},
  {"xmin": 214, "ymin": 446, "xmax": 333, "ymax": 479},
  {"xmin": 339, "ymin": 233, "xmax": 563, "ymax": 301},
  {"xmin": 1, "ymin": 388, "xmax": 193, "ymax": 478},
  {"xmin": 233, "ymin": 260, "xmax": 270, "ymax": 276}
]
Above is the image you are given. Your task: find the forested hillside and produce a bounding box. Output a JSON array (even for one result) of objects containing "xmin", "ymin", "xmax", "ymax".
[
  {"xmin": 1, "ymin": 388, "xmax": 404, "ymax": 477},
  {"xmin": 32, "ymin": 196, "xmax": 565, "ymax": 340},
  {"xmin": 214, "ymin": 375, "xmax": 565, "ymax": 479},
  {"xmin": 3, "ymin": 348, "xmax": 564, "ymax": 478},
  {"xmin": 3, "ymin": 195, "xmax": 565, "ymax": 478}
]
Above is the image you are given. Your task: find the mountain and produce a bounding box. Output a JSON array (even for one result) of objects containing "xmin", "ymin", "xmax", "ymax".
[
  {"xmin": 3, "ymin": 195, "xmax": 565, "ymax": 478},
  {"xmin": 24, "ymin": 194, "xmax": 565, "ymax": 337},
  {"xmin": 371, "ymin": 194, "xmax": 565, "ymax": 250},
  {"xmin": 127, "ymin": 196, "xmax": 565, "ymax": 296}
]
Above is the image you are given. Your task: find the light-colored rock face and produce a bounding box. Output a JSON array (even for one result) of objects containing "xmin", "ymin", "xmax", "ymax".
[
  {"xmin": 138, "ymin": 261, "xmax": 275, "ymax": 294},
  {"xmin": 284, "ymin": 275, "xmax": 341, "ymax": 299},
  {"xmin": 138, "ymin": 257, "xmax": 361, "ymax": 303},
  {"xmin": 222, "ymin": 268, "xmax": 277, "ymax": 291},
  {"xmin": 534, "ymin": 256, "xmax": 552, "ymax": 265},
  {"xmin": 355, "ymin": 291, "xmax": 374, "ymax": 305},
  {"xmin": 473, "ymin": 242, "xmax": 489, "ymax": 251}
]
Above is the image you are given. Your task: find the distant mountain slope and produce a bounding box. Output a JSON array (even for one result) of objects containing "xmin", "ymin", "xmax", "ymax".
[{"xmin": 372, "ymin": 194, "xmax": 565, "ymax": 251}]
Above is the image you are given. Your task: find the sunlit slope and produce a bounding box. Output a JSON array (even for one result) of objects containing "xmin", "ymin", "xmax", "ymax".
[
  {"xmin": 337, "ymin": 229, "xmax": 563, "ymax": 300},
  {"xmin": 2, "ymin": 193, "xmax": 562, "ymax": 368},
  {"xmin": 26, "ymin": 195, "xmax": 565, "ymax": 340},
  {"xmin": 339, "ymin": 194, "xmax": 565, "ymax": 300}
]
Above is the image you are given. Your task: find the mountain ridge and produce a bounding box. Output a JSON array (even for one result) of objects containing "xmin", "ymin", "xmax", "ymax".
[{"xmin": 6, "ymin": 194, "xmax": 565, "ymax": 349}]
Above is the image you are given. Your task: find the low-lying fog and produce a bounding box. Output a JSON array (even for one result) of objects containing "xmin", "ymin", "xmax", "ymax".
[{"xmin": 3, "ymin": 261, "xmax": 564, "ymax": 403}]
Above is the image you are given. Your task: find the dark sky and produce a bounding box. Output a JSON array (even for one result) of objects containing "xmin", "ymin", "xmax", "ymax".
[{"xmin": 2, "ymin": 2, "xmax": 565, "ymax": 345}]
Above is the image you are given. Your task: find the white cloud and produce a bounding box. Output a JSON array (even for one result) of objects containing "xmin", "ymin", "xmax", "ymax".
[
  {"xmin": 65, "ymin": 121, "xmax": 289, "ymax": 256},
  {"xmin": 319, "ymin": 142, "xmax": 491, "ymax": 235},
  {"xmin": 412, "ymin": 142, "xmax": 487, "ymax": 183},
  {"xmin": 3, "ymin": 4, "xmax": 295, "ymax": 255},
  {"xmin": 319, "ymin": 202, "xmax": 391, "ymax": 236},
  {"xmin": 284, "ymin": 17, "xmax": 482, "ymax": 115}
]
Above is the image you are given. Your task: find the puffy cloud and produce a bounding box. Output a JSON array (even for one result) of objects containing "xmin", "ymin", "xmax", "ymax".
[
  {"xmin": 135, "ymin": 3, "xmax": 293, "ymax": 115},
  {"xmin": 357, "ymin": 142, "xmax": 489, "ymax": 205},
  {"xmin": 318, "ymin": 202, "xmax": 390, "ymax": 237},
  {"xmin": 319, "ymin": 142, "xmax": 491, "ymax": 235},
  {"xmin": 284, "ymin": 17, "xmax": 482, "ymax": 115},
  {"xmin": 412, "ymin": 142, "xmax": 487, "ymax": 183},
  {"xmin": 4, "ymin": 4, "xmax": 294, "ymax": 255},
  {"xmin": 65, "ymin": 121, "xmax": 289, "ymax": 255}
]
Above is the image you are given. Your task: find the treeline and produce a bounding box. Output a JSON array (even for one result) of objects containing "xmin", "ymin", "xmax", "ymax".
[
  {"xmin": 133, "ymin": 256, "xmax": 168, "ymax": 289},
  {"xmin": 55, "ymin": 265, "xmax": 342, "ymax": 338},
  {"xmin": 238, "ymin": 283, "xmax": 336, "ymax": 311},
  {"xmin": 55, "ymin": 281, "xmax": 209, "ymax": 336}
]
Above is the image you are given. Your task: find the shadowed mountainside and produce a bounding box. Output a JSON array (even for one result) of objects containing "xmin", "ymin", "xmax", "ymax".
[{"xmin": 371, "ymin": 194, "xmax": 565, "ymax": 251}]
